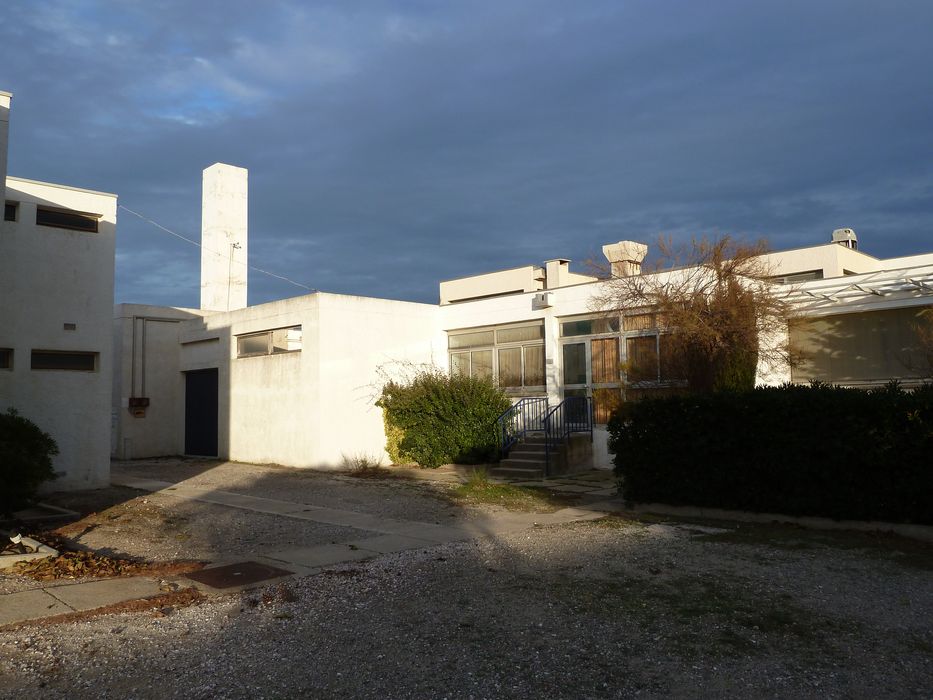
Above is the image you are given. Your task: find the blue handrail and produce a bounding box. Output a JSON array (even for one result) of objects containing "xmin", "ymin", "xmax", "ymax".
[
  {"xmin": 543, "ymin": 396, "xmax": 593, "ymax": 477},
  {"xmin": 495, "ymin": 397, "xmax": 549, "ymax": 458}
]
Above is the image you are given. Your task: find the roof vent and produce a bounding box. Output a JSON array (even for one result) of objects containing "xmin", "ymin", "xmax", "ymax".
[{"xmin": 832, "ymin": 228, "xmax": 858, "ymax": 250}]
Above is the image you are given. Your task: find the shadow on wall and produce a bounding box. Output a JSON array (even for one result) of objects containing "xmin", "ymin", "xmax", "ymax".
[{"xmin": 790, "ymin": 305, "xmax": 933, "ymax": 385}]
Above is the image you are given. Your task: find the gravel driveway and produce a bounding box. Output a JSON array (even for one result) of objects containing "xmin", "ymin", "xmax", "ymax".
[{"xmin": 1, "ymin": 507, "xmax": 930, "ymax": 698}]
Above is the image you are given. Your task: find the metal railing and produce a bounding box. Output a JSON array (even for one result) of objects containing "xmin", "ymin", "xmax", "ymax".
[
  {"xmin": 543, "ymin": 396, "xmax": 593, "ymax": 477},
  {"xmin": 495, "ymin": 397, "xmax": 549, "ymax": 457}
]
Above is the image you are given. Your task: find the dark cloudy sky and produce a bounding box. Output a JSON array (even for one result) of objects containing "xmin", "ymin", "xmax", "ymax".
[{"xmin": 2, "ymin": 1, "xmax": 932, "ymax": 306}]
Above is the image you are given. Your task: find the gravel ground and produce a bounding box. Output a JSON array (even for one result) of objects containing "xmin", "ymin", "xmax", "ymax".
[{"xmin": 1, "ymin": 516, "xmax": 930, "ymax": 698}]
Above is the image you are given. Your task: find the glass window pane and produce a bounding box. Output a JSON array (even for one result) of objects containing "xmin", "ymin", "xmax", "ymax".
[
  {"xmin": 591, "ymin": 337, "xmax": 620, "ymax": 384},
  {"xmin": 659, "ymin": 335, "xmax": 684, "ymax": 381},
  {"xmin": 471, "ymin": 350, "xmax": 493, "ymax": 381},
  {"xmin": 496, "ymin": 324, "xmax": 544, "ymax": 344},
  {"xmin": 523, "ymin": 345, "xmax": 545, "ymax": 386},
  {"xmin": 449, "ymin": 330, "xmax": 495, "ymax": 349},
  {"xmin": 561, "ymin": 317, "xmax": 619, "ymax": 337},
  {"xmin": 562, "ymin": 343, "xmax": 587, "ymax": 384},
  {"xmin": 623, "ymin": 313, "xmax": 657, "ymax": 332},
  {"xmin": 271, "ymin": 326, "xmax": 302, "ymax": 353},
  {"xmin": 35, "ymin": 207, "xmax": 99, "ymax": 232},
  {"xmin": 238, "ymin": 333, "xmax": 269, "ymax": 357},
  {"xmin": 626, "ymin": 336, "xmax": 658, "ymax": 382},
  {"xmin": 450, "ymin": 352, "xmax": 470, "ymax": 377},
  {"xmin": 592, "ymin": 316, "xmax": 620, "ymax": 334},
  {"xmin": 30, "ymin": 351, "xmax": 97, "ymax": 371},
  {"xmin": 498, "ymin": 347, "xmax": 522, "ymax": 387},
  {"xmin": 561, "ymin": 320, "xmax": 592, "ymax": 337}
]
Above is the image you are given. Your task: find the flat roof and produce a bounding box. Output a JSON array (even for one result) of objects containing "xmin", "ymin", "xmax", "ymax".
[{"xmin": 6, "ymin": 175, "xmax": 117, "ymax": 199}]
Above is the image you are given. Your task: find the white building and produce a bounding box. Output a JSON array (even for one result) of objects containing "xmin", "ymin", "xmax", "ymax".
[
  {"xmin": 113, "ymin": 164, "xmax": 442, "ymax": 465},
  {"xmin": 112, "ymin": 163, "xmax": 933, "ymax": 474},
  {"xmin": 1, "ymin": 90, "xmax": 117, "ymax": 489}
]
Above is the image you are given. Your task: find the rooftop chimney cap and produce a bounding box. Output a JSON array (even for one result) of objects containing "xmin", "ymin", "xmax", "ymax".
[
  {"xmin": 603, "ymin": 240, "xmax": 649, "ymax": 277},
  {"xmin": 832, "ymin": 228, "xmax": 858, "ymax": 250},
  {"xmin": 602, "ymin": 240, "xmax": 648, "ymax": 264}
]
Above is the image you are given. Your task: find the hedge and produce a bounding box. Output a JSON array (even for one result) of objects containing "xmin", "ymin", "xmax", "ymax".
[
  {"xmin": 608, "ymin": 383, "xmax": 933, "ymax": 524},
  {"xmin": 0, "ymin": 408, "xmax": 59, "ymax": 516},
  {"xmin": 377, "ymin": 369, "xmax": 511, "ymax": 469}
]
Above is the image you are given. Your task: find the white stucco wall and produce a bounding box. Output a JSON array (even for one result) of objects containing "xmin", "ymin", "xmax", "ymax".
[
  {"xmin": 1, "ymin": 177, "xmax": 116, "ymax": 489},
  {"xmin": 314, "ymin": 293, "xmax": 443, "ymax": 465},
  {"xmin": 112, "ymin": 304, "xmax": 209, "ymax": 459},
  {"xmin": 165, "ymin": 292, "xmax": 442, "ymax": 468}
]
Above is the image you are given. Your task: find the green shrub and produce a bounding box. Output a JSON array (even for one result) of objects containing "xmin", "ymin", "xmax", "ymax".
[
  {"xmin": 377, "ymin": 369, "xmax": 511, "ymax": 468},
  {"xmin": 608, "ymin": 383, "xmax": 933, "ymax": 524},
  {"xmin": 0, "ymin": 408, "xmax": 59, "ymax": 516},
  {"xmin": 382, "ymin": 409, "xmax": 412, "ymax": 465}
]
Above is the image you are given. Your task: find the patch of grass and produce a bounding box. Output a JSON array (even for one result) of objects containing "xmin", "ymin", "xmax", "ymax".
[
  {"xmin": 450, "ymin": 469, "xmax": 577, "ymax": 512},
  {"xmin": 341, "ymin": 453, "xmax": 396, "ymax": 479},
  {"xmin": 533, "ymin": 572, "xmax": 860, "ymax": 660},
  {"xmin": 693, "ymin": 522, "xmax": 933, "ymax": 571}
]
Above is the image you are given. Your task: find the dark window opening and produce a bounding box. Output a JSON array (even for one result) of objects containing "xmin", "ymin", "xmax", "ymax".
[
  {"xmin": 31, "ymin": 350, "xmax": 97, "ymax": 371},
  {"xmin": 35, "ymin": 206, "xmax": 100, "ymax": 232},
  {"xmin": 4, "ymin": 201, "xmax": 17, "ymax": 222},
  {"xmin": 0, "ymin": 349, "xmax": 12, "ymax": 369}
]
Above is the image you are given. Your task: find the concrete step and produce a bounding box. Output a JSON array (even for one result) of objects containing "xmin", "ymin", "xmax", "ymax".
[
  {"xmin": 490, "ymin": 465, "xmax": 544, "ymax": 479},
  {"xmin": 508, "ymin": 445, "xmax": 547, "ymax": 457},
  {"xmin": 500, "ymin": 457, "xmax": 547, "ymax": 468}
]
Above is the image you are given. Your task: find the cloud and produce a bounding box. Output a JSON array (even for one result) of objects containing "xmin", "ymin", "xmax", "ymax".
[{"xmin": 1, "ymin": 0, "xmax": 932, "ymax": 307}]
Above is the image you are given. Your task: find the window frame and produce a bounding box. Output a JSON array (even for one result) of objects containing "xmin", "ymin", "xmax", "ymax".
[
  {"xmin": 35, "ymin": 205, "xmax": 101, "ymax": 233},
  {"xmin": 30, "ymin": 350, "xmax": 98, "ymax": 372},
  {"xmin": 235, "ymin": 325, "xmax": 303, "ymax": 358},
  {"xmin": 447, "ymin": 321, "xmax": 546, "ymax": 392}
]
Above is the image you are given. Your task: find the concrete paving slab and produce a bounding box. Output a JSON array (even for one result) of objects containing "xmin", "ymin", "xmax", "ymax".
[
  {"xmin": 113, "ymin": 476, "xmax": 172, "ymax": 492},
  {"xmin": 0, "ymin": 589, "xmax": 72, "ymax": 625},
  {"xmin": 383, "ymin": 523, "xmax": 474, "ymax": 543},
  {"xmin": 346, "ymin": 534, "xmax": 437, "ymax": 554},
  {"xmin": 585, "ymin": 487, "xmax": 621, "ymax": 496},
  {"xmin": 266, "ymin": 544, "xmax": 376, "ymax": 568},
  {"xmin": 46, "ymin": 577, "xmax": 165, "ymax": 611},
  {"xmin": 547, "ymin": 484, "xmax": 603, "ymax": 493}
]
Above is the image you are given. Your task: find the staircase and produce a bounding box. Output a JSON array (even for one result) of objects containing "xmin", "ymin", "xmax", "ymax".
[
  {"xmin": 493, "ymin": 434, "xmax": 549, "ymax": 479},
  {"xmin": 491, "ymin": 396, "xmax": 594, "ymax": 479}
]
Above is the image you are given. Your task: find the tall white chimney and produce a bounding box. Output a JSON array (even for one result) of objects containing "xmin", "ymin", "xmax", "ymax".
[
  {"xmin": 0, "ymin": 91, "xmax": 11, "ymax": 205},
  {"xmin": 200, "ymin": 163, "xmax": 248, "ymax": 311},
  {"xmin": 602, "ymin": 240, "xmax": 648, "ymax": 277}
]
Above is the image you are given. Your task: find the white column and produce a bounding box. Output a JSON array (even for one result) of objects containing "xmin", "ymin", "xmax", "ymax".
[
  {"xmin": 200, "ymin": 163, "xmax": 248, "ymax": 311},
  {"xmin": 0, "ymin": 90, "xmax": 11, "ymax": 203}
]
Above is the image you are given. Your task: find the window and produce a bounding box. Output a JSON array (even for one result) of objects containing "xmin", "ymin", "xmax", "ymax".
[
  {"xmin": 448, "ymin": 322, "xmax": 545, "ymax": 390},
  {"xmin": 4, "ymin": 201, "xmax": 17, "ymax": 222},
  {"xmin": 236, "ymin": 326, "xmax": 302, "ymax": 357},
  {"xmin": 35, "ymin": 206, "xmax": 100, "ymax": 233},
  {"xmin": 561, "ymin": 317, "xmax": 619, "ymax": 337},
  {"xmin": 448, "ymin": 330, "xmax": 494, "ymax": 349},
  {"xmin": 770, "ymin": 269, "xmax": 824, "ymax": 285},
  {"xmin": 625, "ymin": 336, "xmax": 659, "ymax": 382},
  {"xmin": 31, "ymin": 350, "xmax": 97, "ymax": 371},
  {"xmin": 0, "ymin": 348, "xmax": 12, "ymax": 369}
]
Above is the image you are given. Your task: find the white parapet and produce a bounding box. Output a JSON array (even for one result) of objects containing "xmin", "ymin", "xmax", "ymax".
[{"xmin": 201, "ymin": 162, "xmax": 248, "ymax": 311}]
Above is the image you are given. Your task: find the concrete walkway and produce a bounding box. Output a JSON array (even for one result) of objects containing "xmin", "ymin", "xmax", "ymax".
[
  {"xmin": 0, "ymin": 577, "xmax": 171, "ymax": 627},
  {"xmin": 0, "ymin": 476, "xmax": 619, "ymax": 628}
]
